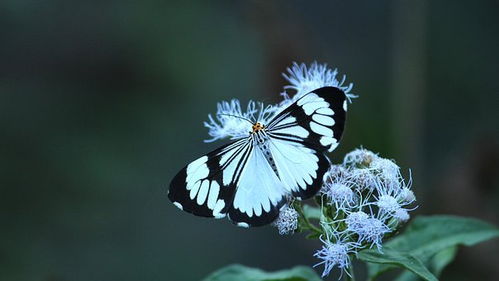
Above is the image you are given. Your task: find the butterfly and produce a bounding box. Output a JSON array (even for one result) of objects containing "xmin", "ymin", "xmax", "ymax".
[{"xmin": 168, "ymin": 87, "xmax": 347, "ymax": 227}]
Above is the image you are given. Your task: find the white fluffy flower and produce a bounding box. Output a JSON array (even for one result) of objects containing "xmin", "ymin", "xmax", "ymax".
[
  {"xmin": 345, "ymin": 211, "xmax": 370, "ymax": 231},
  {"xmin": 393, "ymin": 208, "xmax": 410, "ymax": 222},
  {"xmin": 273, "ymin": 205, "xmax": 299, "ymax": 235},
  {"xmin": 313, "ymin": 232, "xmax": 358, "ymax": 278},
  {"xmin": 343, "ymin": 148, "xmax": 378, "ymax": 168},
  {"xmin": 348, "ymin": 168, "xmax": 377, "ymax": 191},
  {"xmin": 370, "ymin": 158, "xmax": 401, "ymax": 188},
  {"xmin": 377, "ymin": 194, "xmax": 401, "ymax": 214},
  {"xmin": 356, "ymin": 217, "xmax": 391, "ymax": 250},
  {"xmin": 373, "ymin": 170, "xmax": 416, "ymax": 221},
  {"xmin": 323, "ymin": 182, "xmax": 356, "ymax": 212},
  {"xmin": 344, "ymin": 210, "xmax": 391, "ymax": 250},
  {"xmin": 280, "ymin": 62, "xmax": 356, "ymax": 107},
  {"xmin": 324, "ymin": 165, "xmax": 350, "ymax": 183},
  {"xmin": 397, "ymin": 187, "xmax": 416, "ymax": 204}
]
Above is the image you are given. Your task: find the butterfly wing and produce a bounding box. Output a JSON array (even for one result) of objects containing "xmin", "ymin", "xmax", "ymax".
[
  {"xmin": 266, "ymin": 87, "xmax": 347, "ymax": 199},
  {"xmin": 267, "ymin": 87, "xmax": 347, "ymax": 152},
  {"xmin": 169, "ymin": 86, "xmax": 347, "ymax": 227},
  {"xmin": 168, "ymin": 138, "xmax": 251, "ymax": 219}
]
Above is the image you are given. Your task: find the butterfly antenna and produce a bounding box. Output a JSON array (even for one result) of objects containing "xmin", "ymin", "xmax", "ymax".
[{"xmin": 218, "ymin": 113, "xmax": 254, "ymax": 124}]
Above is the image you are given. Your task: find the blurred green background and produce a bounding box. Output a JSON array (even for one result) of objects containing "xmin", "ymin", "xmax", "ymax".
[{"xmin": 1, "ymin": 1, "xmax": 498, "ymax": 280}]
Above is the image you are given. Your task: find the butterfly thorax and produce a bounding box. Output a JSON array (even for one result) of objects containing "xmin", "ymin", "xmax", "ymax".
[
  {"xmin": 250, "ymin": 124, "xmax": 279, "ymax": 176},
  {"xmin": 250, "ymin": 122, "xmax": 267, "ymax": 144},
  {"xmin": 251, "ymin": 122, "xmax": 265, "ymax": 133}
]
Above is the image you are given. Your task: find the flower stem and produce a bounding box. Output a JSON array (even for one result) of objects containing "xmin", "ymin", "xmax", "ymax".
[
  {"xmin": 345, "ymin": 261, "xmax": 355, "ymax": 281},
  {"xmin": 294, "ymin": 203, "xmax": 323, "ymax": 235}
]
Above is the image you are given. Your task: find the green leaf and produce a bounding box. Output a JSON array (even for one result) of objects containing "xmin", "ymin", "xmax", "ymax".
[
  {"xmin": 394, "ymin": 246, "xmax": 458, "ymax": 281},
  {"xmin": 358, "ymin": 247, "xmax": 438, "ymax": 281},
  {"xmin": 202, "ymin": 264, "xmax": 322, "ymax": 281},
  {"xmin": 302, "ymin": 205, "xmax": 321, "ymax": 220},
  {"xmin": 430, "ymin": 246, "xmax": 458, "ymax": 276},
  {"xmin": 366, "ymin": 215, "xmax": 499, "ymax": 280}
]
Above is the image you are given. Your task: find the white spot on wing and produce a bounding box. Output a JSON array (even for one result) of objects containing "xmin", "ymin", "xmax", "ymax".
[
  {"xmin": 213, "ymin": 199, "xmax": 225, "ymax": 218},
  {"xmin": 237, "ymin": 222, "xmax": 250, "ymax": 228},
  {"xmin": 262, "ymin": 198, "xmax": 271, "ymax": 212},
  {"xmin": 207, "ymin": 181, "xmax": 220, "ymax": 209},
  {"xmin": 320, "ymin": 136, "xmax": 336, "ymax": 147},
  {"xmin": 272, "ymin": 126, "xmax": 309, "ymax": 138},
  {"xmin": 328, "ymin": 141, "xmax": 339, "ymax": 152},
  {"xmin": 189, "ymin": 181, "xmax": 202, "ymax": 199},
  {"xmin": 186, "ymin": 156, "xmax": 209, "ymax": 199},
  {"xmin": 186, "ymin": 156, "xmax": 209, "ymax": 184},
  {"xmin": 317, "ymin": 107, "xmax": 334, "ymax": 115},
  {"xmin": 302, "ymin": 100, "xmax": 329, "ymax": 115},
  {"xmin": 312, "ymin": 114, "xmax": 335, "ymax": 126},
  {"xmin": 196, "ymin": 180, "xmax": 209, "ymax": 205},
  {"xmin": 173, "ymin": 202, "xmax": 183, "ymax": 210},
  {"xmin": 310, "ymin": 122, "xmax": 333, "ymax": 137},
  {"xmin": 297, "ymin": 93, "xmax": 319, "ymax": 106},
  {"xmin": 278, "ymin": 116, "xmax": 296, "ymax": 126}
]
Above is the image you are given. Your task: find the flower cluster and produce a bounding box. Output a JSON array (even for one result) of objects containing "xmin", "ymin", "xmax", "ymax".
[
  {"xmin": 203, "ymin": 62, "xmax": 355, "ymax": 142},
  {"xmin": 269, "ymin": 148, "xmax": 416, "ymax": 278},
  {"xmin": 313, "ymin": 148, "xmax": 416, "ymax": 277}
]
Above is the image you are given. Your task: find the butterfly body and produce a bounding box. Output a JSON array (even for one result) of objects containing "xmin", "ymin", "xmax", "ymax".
[{"xmin": 168, "ymin": 87, "xmax": 347, "ymax": 227}]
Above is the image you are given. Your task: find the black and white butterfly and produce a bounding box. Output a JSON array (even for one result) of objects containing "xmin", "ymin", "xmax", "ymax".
[{"xmin": 168, "ymin": 87, "xmax": 347, "ymax": 227}]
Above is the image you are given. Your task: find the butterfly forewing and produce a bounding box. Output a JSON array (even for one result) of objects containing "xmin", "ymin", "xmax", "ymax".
[
  {"xmin": 268, "ymin": 87, "xmax": 347, "ymax": 152},
  {"xmin": 263, "ymin": 87, "xmax": 347, "ymax": 200},
  {"xmin": 168, "ymin": 86, "xmax": 347, "ymax": 227},
  {"xmin": 168, "ymin": 139, "xmax": 250, "ymax": 219}
]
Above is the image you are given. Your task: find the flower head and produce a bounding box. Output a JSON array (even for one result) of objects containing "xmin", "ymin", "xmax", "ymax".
[
  {"xmin": 348, "ymin": 168, "xmax": 378, "ymax": 191},
  {"xmin": 273, "ymin": 205, "xmax": 299, "ymax": 235},
  {"xmin": 345, "ymin": 211, "xmax": 370, "ymax": 231},
  {"xmin": 323, "ymin": 181, "xmax": 356, "ymax": 213},
  {"xmin": 343, "ymin": 147, "xmax": 378, "ymax": 168},
  {"xmin": 393, "ymin": 208, "xmax": 410, "ymax": 222},
  {"xmin": 357, "ymin": 217, "xmax": 391, "ymax": 250},
  {"xmin": 314, "ymin": 241, "xmax": 349, "ymax": 277},
  {"xmin": 370, "ymin": 158, "xmax": 401, "ymax": 188},
  {"xmin": 377, "ymin": 194, "xmax": 401, "ymax": 214},
  {"xmin": 397, "ymin": 187, "xmax": 416, "ymax": 204},
  {"xmin": 281, "ymin": 62, "xmax": 356, "ymax": 107},
  {"xmin": 313, "ymin": 231, "xmax": 358, "ymax": 278},
  {"xmin": 324, "ymin": 165, "xmax": 350, "ymax": 184}
]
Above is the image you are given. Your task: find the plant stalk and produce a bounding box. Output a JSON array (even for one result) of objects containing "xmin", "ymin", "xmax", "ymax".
[{"xmin": 345, "ymin": 261, "xmax": 355, "ymax": 281}]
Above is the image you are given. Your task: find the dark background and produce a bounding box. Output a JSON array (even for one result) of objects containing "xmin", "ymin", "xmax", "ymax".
[{"xmin": 1, "ymin": 1, "xmax": 498, "ymax": 280}]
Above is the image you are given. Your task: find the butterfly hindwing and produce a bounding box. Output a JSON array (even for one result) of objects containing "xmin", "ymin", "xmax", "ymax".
[{"xmin": 267, "ymin": 137, "xmax": 330, "ymax": 200}]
